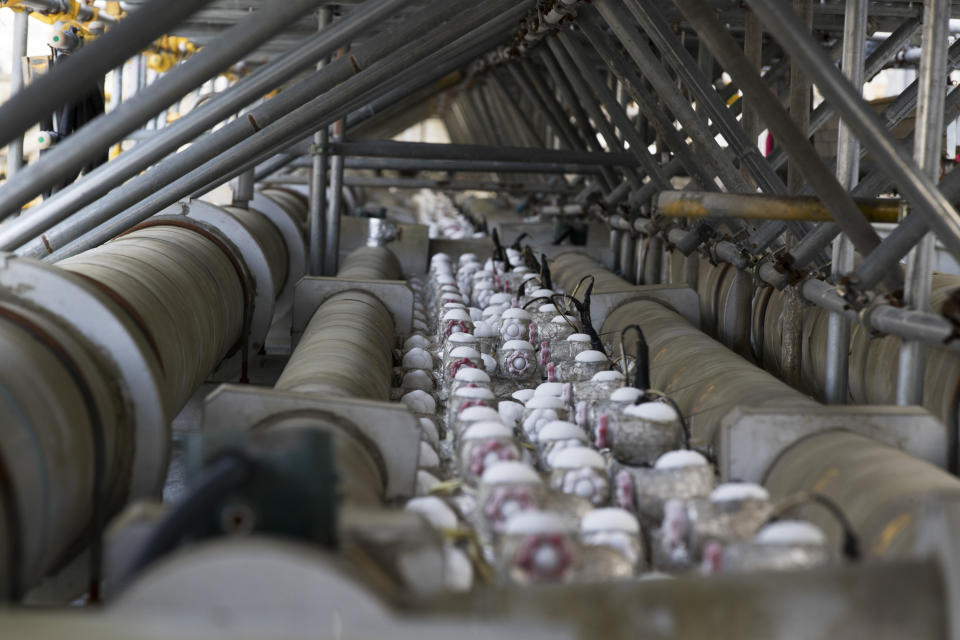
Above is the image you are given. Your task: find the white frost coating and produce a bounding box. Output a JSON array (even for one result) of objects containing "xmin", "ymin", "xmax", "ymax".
[
  {"xmin": 551, "ymin": 314, "xmax": 578, "ymax": 324},
  {"xmin": 525, "ymin": 395, "xmax": 565, "ymax": 410},
  {"xmin": 449, "ymin": 346, "xmax": 481, "ymax": 359},
  {"xmin": 468, "ymin": 307, "xmax": 483, "ymax": 322},
  {"xmin": 654, "ymin": 450, "xmax": 708, "ymax": 470},
  {"xmin": 501, "ymin": 308, "xmax": 532, "ymax": 321},
  {"xmin": 755, "ymin": 520, "xmax": 827, "ymax": 546},
  {"xmin": 592, "ymin": 370, "xmax": 625, "ymax": 382},
  {"xmin": 452, "ymin": 386, "xmax": 494, "ymax": 400},
  {"xmin": 575, "ymin": 350, "xmax": 608, "ymax": 363},
  {"xmin": 539, "ymin": 304, "xmax": 557, "ymax": 313},
  {"xmin": 567, "ymin": 333, "xmax": 593, "ymax": 343},
  {"xmin": 481, "ymin": 461, "xmax": 541, "ymax": 485},
  {"xmin": 459, "ymin": 406, "xmax": 501, "ymax": 423},
  {"xmin": 419, "ymin": 418, "xmax": 439, "ymax": 444},
  {"xmin": 513, "ymin": 266, "xmax": 532, "ymax": 274},
  {"xmin": 504, "ymin": 510, "xmax": 575, "ymax": 535},
  {"xmin": 402, "ymin": 370, "xmax": 434, "ymax": 392},
  {"xmin": 401, "ymin": 390, "xmax": 436, "ymax": 414},
  {"xmin": 538, "ymin": 421, "xmax": 585, "ymax": 441},
  {"xmin": 710, "ymin": 482, "xmax": 770, "ymax": 503},
  {"xmin": 550, "ymin": 446, "xmax": 605, "ymax": 470},
  {"xmin": 530, "ymin": 288, "xmax": 555, "ymax": 299},
  {"xmin": 454, "ymin": 367, "xmax": 490, "ymax": 383},
  {"xmin": 405, "ymin": 496, "xmax": 458, "ymax": 530},
  {"xmin": 581, "ymin": 508, "xmax": 640, "ymax": 534},
  {"xmin": 535, "ymin": 382, "xmax": 565, "ymax": 397},
  {"xmin": 481, "ymin": 353, "xmax": 497, "ymax": 374},
  {"xmin": 402, "ymin": 347, "xmax": 433, "ymax": 370},
  {"xmin": 610, "ymin": 387, "xmax": 643, "ymax": 403},
  {"xmin": 512, "ymin": 388, "xmax": 536, "ymax": 403},
  {"xmin": 472, "ymin": 320, "xmax": 498, "ymax": 337},
  {"xmin": 442, "ymin": 308, "xmax": 471, "ymax": 322},
  {"xmin": 498, "ymin": 400, "xmax": 524, "ymax": 426},
  {"xmin": 419, "ymin": 441, "xmax": 440, "ymax": 469},
  {"xmin": 462, "ymin": 421, "xmax": 513, "ymax": 440},
  {"xmin": 623, "ymin": 402, "xmax": 679, "ymax": 422},
  {"xmin": 448, "ymin": 332, "xmax": 478, "ymax": 345},
  {"xmin": 416, "ymin": 470, "xmax": 440, "ymax": 495},
  {"xmin": 488, "ymin": 292, "xmax": 512, "ymax": 306},
  {"xmin": 444, "ymin": 546, "xmax": 474, "ymax": 592},
  {"xmin": 502, "ymin": 339, "xmax": 534, "ymax": 351}
]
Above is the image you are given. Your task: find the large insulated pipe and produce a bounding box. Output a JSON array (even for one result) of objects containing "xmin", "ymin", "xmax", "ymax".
[
  {"xmin": 682, "ymin": 257, "xmax": 960, "ymax": 432},
  {"xmin": 268, "ymin": 247, "xmax": 403, "ymax": 504},
  {"xmin": 550, "ymin": 253, "xmax": 960, "ymax": 560},
  {"xmin": 764, "ymin": 430, "xmax": 960, "ymax": 559},
  {"xmin": 0, "ymin": 201, "xmax": 293, "ymax": 598}
]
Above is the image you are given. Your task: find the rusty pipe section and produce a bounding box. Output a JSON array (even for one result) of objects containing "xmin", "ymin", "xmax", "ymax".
[{"xmin": 656, "ymin": 190, "xmax": 902, "ymax": 223}]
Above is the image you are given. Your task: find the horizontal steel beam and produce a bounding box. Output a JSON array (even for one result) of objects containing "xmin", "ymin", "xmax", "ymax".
[
  {"xmin": 327, "ymin": 141, "xmax": 641, "ymax": 166},
  {"xmin": 284, "ymin": 156, "xmax": 604, "ymax": 174},
  {"xmin": 268, "ymin": 174, "xmax": 578, "ymax": 194}
]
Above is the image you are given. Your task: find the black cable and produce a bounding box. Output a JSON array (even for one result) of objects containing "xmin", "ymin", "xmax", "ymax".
[
  {"xmin": 539, "ymin": 252, "xmax": 552, "ymax": 290},
  {"xmin": 621, "ymin": 324, "xmax": 650, "ymax": 391},
  {"xmin": 125, "ymin": 452, "xmax": 257, "ymax": 582}
]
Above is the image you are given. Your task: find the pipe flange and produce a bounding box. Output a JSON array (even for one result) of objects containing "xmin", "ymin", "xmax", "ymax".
[
  {"xmin": 0, "ymin": 252, "xmax": 169, "ymax": 499},
  {"xmin": 251, "ymin": 190, "xmax": 306, "ymax": 320},
  {"xmin": 176, "ymin": 200, "xmax": 277, "ymax": 355}
]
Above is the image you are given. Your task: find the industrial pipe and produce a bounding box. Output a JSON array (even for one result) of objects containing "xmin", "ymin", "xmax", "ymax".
[{"xmin": 656, "ymin": 191, "xmax": 902, "ymax": 224}]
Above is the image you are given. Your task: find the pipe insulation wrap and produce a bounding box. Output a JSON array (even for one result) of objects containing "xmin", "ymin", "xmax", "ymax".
[
  {"xmin": 223, "ymin": 206, "xmax": 290, "ymax": 295},
  {"xmin": 0, "ymin": 303, "xmax": 129, "ymax": 598},
  {"xmin": 275, "ymin": 247, "xmax": 401, "ymax": 401},
  {"xmin": 551, "ymin": 251, "xmax": 633, "ymax": 293},
  {"xmin": 765, "ymin": 430, "xmax": 960, "ymax": 558},
  {"xmin": 58, "ymin": 224, "xmax": 245, "ymax": 416}
]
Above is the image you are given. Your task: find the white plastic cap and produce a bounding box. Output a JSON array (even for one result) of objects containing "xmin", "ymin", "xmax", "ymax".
[
  {"xmin": 452, "ymin": 386, "xmax": 494, "ymax": 400},
  {"xmin": 449, "ymin": 346, "xmax": 481, "ymax": 359},
  {"xmin": 501, "ymin": 308, "xmax": 532, "ymax": 320},
  {"xmin": 567, "ymin": 333, "xmax": 593, "ymax": 343},
  {"xmin": 654, "ymin": 450, "xmax": 708, "ymax": 470},
  {"xmin": 462, "ymin": 421, "xmax": 513, "ymax": 440},
  {"xmin": 472, "ymin": 320, "xmax": 498, "ymax": 338},
  {"xmin": 401, "ymin": 389, "xmax": 436, "ymax": 414},
  {"xmin": 535, "ymin": 382, "xmax": 565, "ymax": 397},
  {"xmin": 419, "ymin": 441, "xmax": 440, "ymax": 469},
  {"xmin": 581, "ymin": 508, "xmax": 640, "ymax": 534},
  {"xmin": 512, "ymin": 388, "xmax": 536, "ymax": 403},
  {"xmin": 524, "ymin": 396, "xmax": 565, "ymax": 410},
  {"xmin": 755, "ymin": 520, "xmax": 826, "ymax": 546},
  {"xmin": 481, "ymin": 461, "xmax": 541, "ymax": 485},
  {"xmin": 610, "ymin": 387, "xmax": 643, "ymax": 403},
  {"xmin": 550, "ymin": 446, "xmax": 605, "ymax": 470},
  {"xmin": 538, "ymin": 421, "xmax": 585, "ymax": 442},
  {"xmin": 710, "ymin": 482, "xmax": 770, "ymax": 503},
  {"xmin": 575, "ymin": 350, "xmax": 608, "ymax": 363},
  {"xmin": 454, "ymin": 367, "xmax": 491, "ymax": 383},
  {"xmin": 402, "ymin": 348, "xmax": 433, "ymax": 370},
  {"xmin": 405, "ymin": 496, "xmax": 457, "ymax": 530},
  {"xmin": 622, "ymin": 402, "xmax": 679, "ymax": 422},
  {"xmin": 459, "ymin": 406, "xmax": 501, "ymax": 423},
  {"xmin": 443, "ymin": 309, "xmax": 472, "ymax": 322},
  {"xmin": 502, "ymin": 339, "xmax": 535, "ymax": 351},
  {"xmin": 592, "ymin": 370, "xmax": 626, "ymax": 383},
  {"xmin": 504, "ymin": 510, "xmax": 575, "ymax": 535},
  {"xmin": 448, "ymin": 332, "xmax": 478, "ymax": 344}
]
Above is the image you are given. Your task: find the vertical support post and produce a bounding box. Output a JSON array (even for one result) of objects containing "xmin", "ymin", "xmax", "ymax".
[
  {"xmin": 325, "ymin": 123, "xmax": 345, "ymax": 276},
  {"xmin": 897, "ymin": 0, "xmax": 950, "ymax": 405},
  {"xmin": 112, "ymin": 63, "xmax": 124, "ymax": 111},
  {"xmin": 6, "ymin": 11, "xmax": 28, "ymax": 179},
  {"xmin": 787, "ymin": 0, "xmax": 813, "ymax": 195},
  {"xmin": 742, "ymin": 11, "xmax": 763, "ymax": 151},
  {"xmin": 309, "ymin": 6, "xmax": 333, "ymax": 276},
  {"xmin": 233, "ymin": 168, "xmax": 255, "ymax": 207},
  {"xmin": 825, "ymin": 0, "xmax": 867, "ymax": 404}
]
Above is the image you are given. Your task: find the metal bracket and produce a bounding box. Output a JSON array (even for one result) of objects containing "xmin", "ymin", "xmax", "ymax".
[
  {"xmin": 293, "ymin": 276, "xmax": 414, "ymax": 340},
  {"xmin": 717, "ymin": 405, "xmax": 948, "ymax": 483},
  {"xmin": 339, "ymin": 217, "xmax": 430, "ymax": 275},
  {"xmin": 204, "ymin": 384, "xmax": 419, "ymax": 500},
  {"xmin": 591, "ymin": 284, "xmax": 701, "ymax": 329}
]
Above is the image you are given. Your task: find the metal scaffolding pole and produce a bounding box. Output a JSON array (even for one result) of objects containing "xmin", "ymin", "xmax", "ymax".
[
  {"xmin": 672, "ymin": 0, "xmax": 884, "ymax": 260},
  {"xmin": 309, "ymin": 7, "xmax": 333, "ymax": 277},
  {"xmin": 825, "ymin": 0, "xmax": 867, "ymax": 405},
  {"xmin": 0, "ymin": 0, "xmax": 325, "ymax": 217},
  {"xmin": 38, "ymin": 0, "xmax": 532, "ymax": 261},
  {"xmin": 743, "ymin": 0, "xmax": 960, "ymax": 263},
  {"xmin": 897, "ymin": 0, "xmax": 949, "ymax": 405},
  {"xmin": 5, "ymin": 11, "xmax": 28, "ymax": 181},
  {"xmin": 0, "ymin": 0, "xmax": 216, "ymax": 150},
  {"xmin": 0, "ymin": 0, "xmax": 417, "ymax": 252},
  {"xmin": 14, "ymin": 0, "xmax": 475, "ymax": 259}
]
